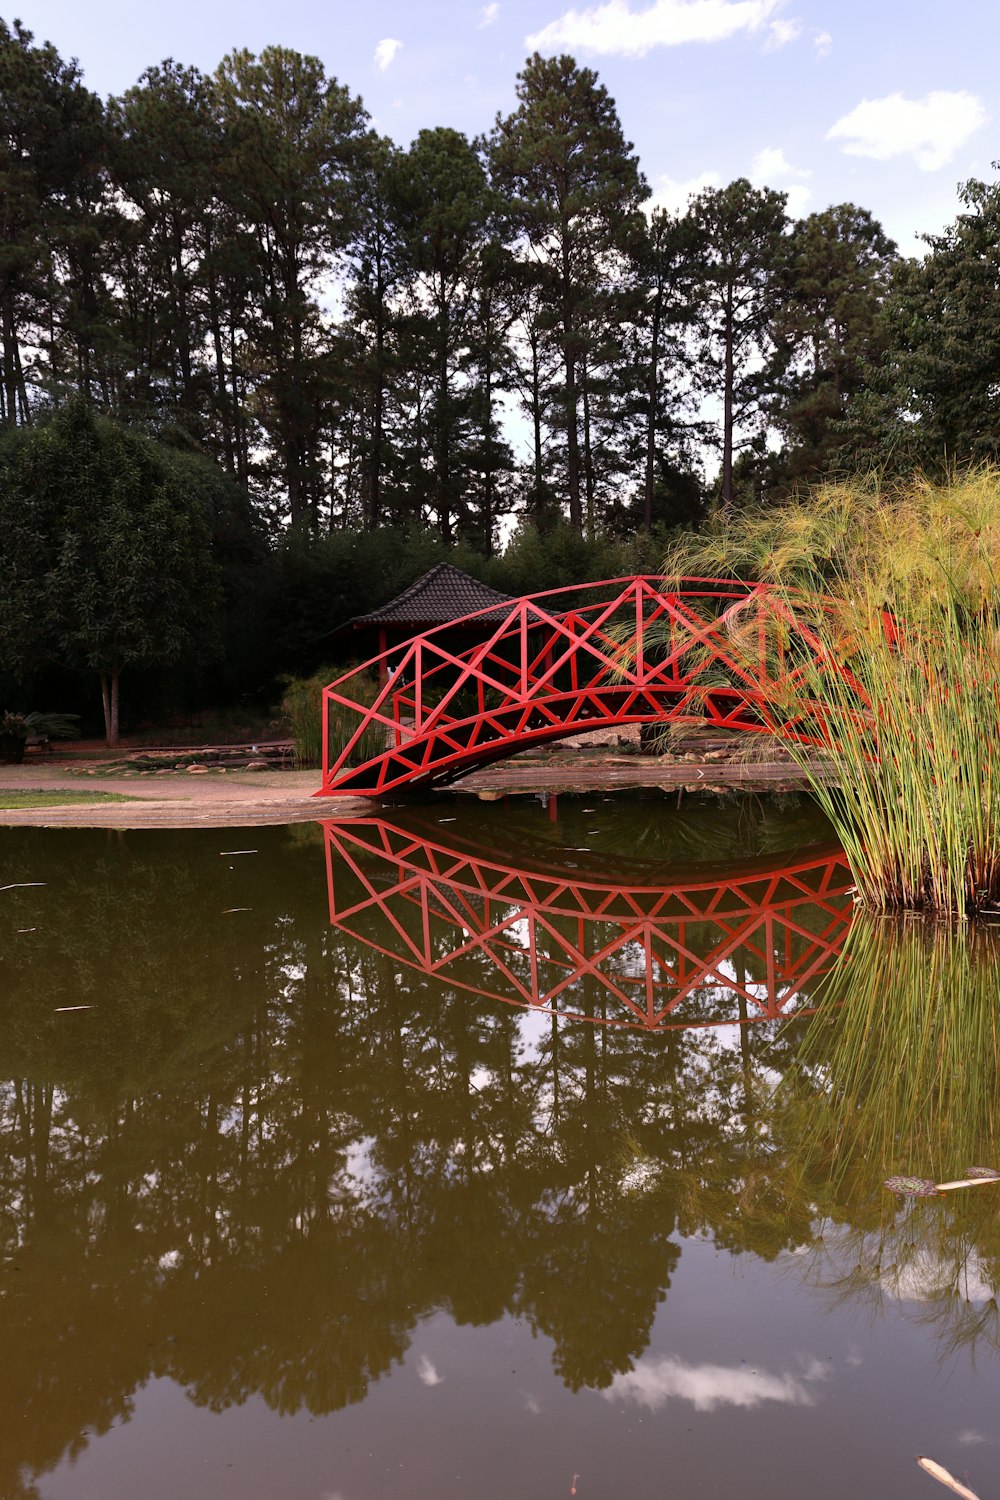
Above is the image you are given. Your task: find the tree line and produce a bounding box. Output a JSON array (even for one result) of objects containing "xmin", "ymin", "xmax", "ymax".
[
  {"xmin": 4, "ymin": 17, "xmax": 1000, "ymax": 733},
  {"xmin": 8, "ymin": 17, "xmax": 996, "ymax": 541}
]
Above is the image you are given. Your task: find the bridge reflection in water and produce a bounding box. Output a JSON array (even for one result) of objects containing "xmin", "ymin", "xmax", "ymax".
[{"xmin": 323, "ymin": 818, "xmax": 853, "ymax": 1030}]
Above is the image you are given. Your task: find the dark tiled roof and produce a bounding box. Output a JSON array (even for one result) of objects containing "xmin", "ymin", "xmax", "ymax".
[{"xmin": 350, "ymin": 563, "xmax": 514, "ymax": 628}]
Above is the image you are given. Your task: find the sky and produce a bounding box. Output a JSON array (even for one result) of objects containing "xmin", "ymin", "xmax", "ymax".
[{"xmin": 11, "ymin": 0, "xmax": 999, "ymax": 251}]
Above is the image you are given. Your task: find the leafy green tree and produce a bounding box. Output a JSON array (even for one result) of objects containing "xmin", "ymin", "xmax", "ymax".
[
  {"xmin": 0, "ymin": 402, "xmax": 221, "ymax": 743},
  {"xmin": 844, "ymin": 178, "xmax": 1000, "ymax": 472},
  {"xmin": 491, "ymin": 54, "xmax": 647, "ymax": 533},
  {"xmin": 688, "ymin": 180, "xmax": 788, "ymax": 510},
  {"xmin": 772, "ymin": 204, "xmax": 896, "ymax": 484}
]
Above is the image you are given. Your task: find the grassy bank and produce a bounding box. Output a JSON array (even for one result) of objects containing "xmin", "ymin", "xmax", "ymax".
[{"xmin": 0, "ymin": 790, "xmax": 132, "ymax": 809}]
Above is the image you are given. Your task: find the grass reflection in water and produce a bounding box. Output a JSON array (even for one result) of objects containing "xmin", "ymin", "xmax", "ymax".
[{"xmin": 774, "ymin": 917, "xmax": 1000, "ymax": 1363}]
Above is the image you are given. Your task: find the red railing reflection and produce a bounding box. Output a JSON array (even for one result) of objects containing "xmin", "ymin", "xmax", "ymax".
[{"xmin": 323, "ymin": 819, "xmax": 853, "ymax": 1030}]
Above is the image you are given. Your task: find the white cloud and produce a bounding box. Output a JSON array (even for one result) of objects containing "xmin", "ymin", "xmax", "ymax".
[
  {"xmin": 373, "ymin": 38, "xmax": 403, "ymax": 72},
  {"xmin": 751, "ymin": 146, "xmax": 809, "ymax": 181},
  {"xmin": 827, "ymin": 90, "xmax": 986, "ymax": 171},
  {"xmin": 783, "ymin": 186, "xmax": 811, "ymax": 220},
  {"xmin": 480, "ymin": 2, "xmax": 501, "ymax": 24},
  {"xmin": 813, "ymin": 29, "xmax": 831, "ymax": 57},
  {"xmin": 750, "ymin": 145, "xmax": 812, "ymax": 215},
  {"xmin": 880, "ymin": 1245, "xmax": 997, "ymax": 1304},
  {"xmin": 526, "ymin": 0, "xmax": 788, "ymax": 59},
  {"xmin": 765, "ymin": 16, "xmax": 800, "ymax": 49},
  {"xmin": 416, "ymin": 1354, "xmax": 443, "ymax": 1386},
  {"xmin": 604, "ymin": 1354, "xmax": 828, "ymax": 1413},
  {"xmin": 647, "ymin": 168, "xmax": 723, "ymax": 216}
]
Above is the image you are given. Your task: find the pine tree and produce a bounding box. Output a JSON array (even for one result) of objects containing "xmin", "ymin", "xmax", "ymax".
[
  {"xmin": 213, "ymin": 47, "xmax": 368, "ymax": 528},
  {"xmin": 490, "ymin": 54, "xmax": 647, "ymax": 533},
  {"xmin": 772, "ymin": 204, "xmax": 896, "ymax": 483},
  {"xmin": 393, "ymin": 127, "xmax": 494, "ymax": 543},
  {"xmin": 688, "ymin": 180, "xmax": 788, "ymax": 511},
  {"xmin": 0, "ymin": 20, "xmax": 107, "ymax": 426},
  {"xmin": 843, "ymin": 179, "xmax": 1000, "ymax": 472}
]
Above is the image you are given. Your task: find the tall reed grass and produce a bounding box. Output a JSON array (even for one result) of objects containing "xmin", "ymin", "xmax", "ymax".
[
  {"xmin": 779, "ymin": 591, "xmax": 1000, "ymax": 914},
  {"xmin": 660, "ymin": 471, "xmax": 1000, "ymax": 916}
]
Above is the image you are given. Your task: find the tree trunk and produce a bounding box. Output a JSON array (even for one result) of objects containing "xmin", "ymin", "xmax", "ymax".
[
  {"xmin": 721, "ymin": 281, "xmax": 735, "ymax": 514},
  {"xmin": 437, "ymin": 291, "xmax": 451, "ymax": 544},
  {"xmin": 1, "ymin": 289, "xmax": 20, "ymax": 429},
  {"xmin": 369, "ymin": 308, "xmax": 386, "ymax": 531},
  {"xmin": 100, "ymin": 667, "xmax": 122, "ymax": 747},
  {"xmin": 530, "ymin": 329, "xmax": 545, "ymax": 517},
  {"xmin": 482, "ymin": 338, "xmax": 494, "ymax": 553},
  {"xmin": 582, "ymin": 359, "xmax": 596, "ymax": 543},
  {"xmin": 644, "ymin": 289, "xmax": 663, "ymax": 532},
  {"xmin": 564, "ymin": 348, "xmax": 582, "ymax": 531}
]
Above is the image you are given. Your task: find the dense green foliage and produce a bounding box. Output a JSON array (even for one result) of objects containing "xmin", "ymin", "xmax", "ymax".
[
  {"xmin": 0, "ymin": 401, "xmax": 222, "ymax": 741},
  {"xmin": 0, "ymin": 17, "xmax": 918, "ymax": 538}
]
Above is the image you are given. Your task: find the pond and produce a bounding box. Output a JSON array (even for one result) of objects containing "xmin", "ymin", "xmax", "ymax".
[{"xmin": 2, "ymin": 795, "xmax": 999, "ymax": 1500}]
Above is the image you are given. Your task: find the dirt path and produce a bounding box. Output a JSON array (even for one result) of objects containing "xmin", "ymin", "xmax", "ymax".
[
  {"xmin": 0, "ymin": 765, "xmax": 372, "ymax": 828},
  {"xmin": 0, "ymin": 750, "xmax": 823, "ymax": 829}
]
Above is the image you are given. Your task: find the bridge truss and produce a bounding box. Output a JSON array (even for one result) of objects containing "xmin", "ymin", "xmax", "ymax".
[{"xmin": 318, "ymin": 577, "xmax": 857, "ymax": 797}]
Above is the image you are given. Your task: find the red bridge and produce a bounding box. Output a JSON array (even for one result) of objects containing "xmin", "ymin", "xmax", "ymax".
[
  {"xmin": 323, "ymin": 818, "xmax": 853, "ymax": 1031},
  {"xmin": 319, "ymin": 577, "xmax": 855, "ymax": 797}
]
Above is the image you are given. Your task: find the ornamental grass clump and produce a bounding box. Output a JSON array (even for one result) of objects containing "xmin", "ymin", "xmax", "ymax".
[
  {"xmin": 282, "ymin": 666, "xmax": 384, "ymax": 770},
  {"xmin": 661, "ymin": 470, "xmax": 1000, "ymax": 917}
]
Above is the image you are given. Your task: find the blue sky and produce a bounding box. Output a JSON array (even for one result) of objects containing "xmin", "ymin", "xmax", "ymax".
[{"xmin": 13, "ymin": 0, "xmax": 998, "ymax": 251}]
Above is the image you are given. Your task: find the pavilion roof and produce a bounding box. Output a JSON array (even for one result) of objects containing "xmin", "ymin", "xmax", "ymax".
[{"xmin": 348, "ymin": 563, "xmax": 514, "ymax": 629}]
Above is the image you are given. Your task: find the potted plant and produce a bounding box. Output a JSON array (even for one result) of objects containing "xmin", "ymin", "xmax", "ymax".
[{"xmin": 0, "ymin": 711, "xmax": 80, "ymax": 764}]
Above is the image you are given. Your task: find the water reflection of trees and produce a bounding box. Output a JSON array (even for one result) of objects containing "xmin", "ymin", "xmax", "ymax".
[
  {"xmin": 0, "ymin": 818, "xmax": 849, "ymax": 1494},
  {"xmin": 3, "ymin": 819, "xmax": 997, "ymax": 1494}
]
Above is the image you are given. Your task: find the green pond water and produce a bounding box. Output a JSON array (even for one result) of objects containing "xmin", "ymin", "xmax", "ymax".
[{"xmin": 2, "ymin": 794, "xmax": 1000, "ymax": 1500}]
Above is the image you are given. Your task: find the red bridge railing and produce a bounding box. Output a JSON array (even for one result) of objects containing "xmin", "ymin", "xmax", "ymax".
[
  {"xmin": 323, "ymin": 818, "xmax": 853, "ymax": 1031},
  {"xmin": 319, "ymin": 576, "xmax": 855, "ymax": 796}
]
